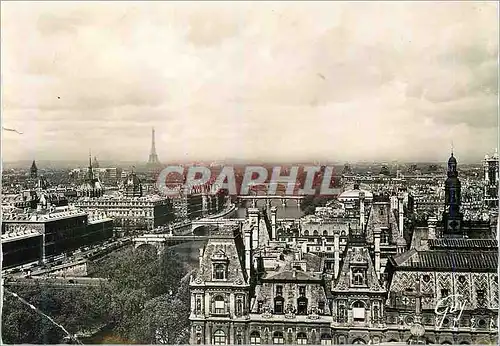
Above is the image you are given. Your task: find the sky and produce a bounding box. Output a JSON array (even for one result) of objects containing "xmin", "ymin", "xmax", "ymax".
[{"xmin": 1, "ymin": 1, "xmax": 498, "ymax": 164}]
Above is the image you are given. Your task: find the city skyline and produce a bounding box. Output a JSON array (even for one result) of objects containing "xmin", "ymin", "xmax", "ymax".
[{"xmin": 2, "ymin": 2, "xmax": 498, "ymax": 163}]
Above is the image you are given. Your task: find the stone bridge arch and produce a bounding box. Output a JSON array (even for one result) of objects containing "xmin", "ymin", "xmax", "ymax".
[
  {"xmin": 192, "ymin": 225, "xmax": 210, "ymax": 236},
  {"xmin": 134, "ymin": 242, "xmax": 164, "ymax": 255}
]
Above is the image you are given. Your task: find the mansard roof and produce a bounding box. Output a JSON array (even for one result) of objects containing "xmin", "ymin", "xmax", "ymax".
[
  {"xmin": 332, "ymin": 246, "xmax": 385, "ymax": 292},
  {"xmin": 264, "ymin": 269, "xmax": 321, "ymax": 282},
  {"xmin": 192, "ymin": 226, "xmax": 247, "ymax": 286},
  {"xmin": 365, "ymin": 202, "xmax": 399, "ymax": 244},
  {"xmin": 390, "ymin": 249, "xmax": 498, "ymax": 271}
]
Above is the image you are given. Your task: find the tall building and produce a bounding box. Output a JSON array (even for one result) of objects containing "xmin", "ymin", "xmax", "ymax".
[
  {"xmin": 79, "ymin": 153, "xmax": 103, "ymax": 198},
  {"xmin": 147, "ymin": 127, "xmax": 161, "ymax": 168}
]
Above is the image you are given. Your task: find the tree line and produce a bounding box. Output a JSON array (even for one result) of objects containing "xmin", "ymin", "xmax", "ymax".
[{"xmin": 2, "ymin": 245, "xmax": 193, "ymax": 344}]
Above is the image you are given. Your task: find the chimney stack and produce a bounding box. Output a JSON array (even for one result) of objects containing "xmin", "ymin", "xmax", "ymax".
[
  {"xmin": 244, "ymin": 224, "xmax": 253, "ymax": 279},
  {"xmin": 248, "ymin": 208, "xmax": 260, "ymax": 249},
  {"xmin": 428, "ymin": 216, "xmax": 437, "ymax": 240},
  {"xmin": 333, "ymin": 230, "xmax": 340, "ymax": 279},
  {"xmin": 373, "ymin": 228, "xmax": 381, "ymax": 279},
  {"xmin": 270, "ymin": 206, "xmax": 277, "ymax": 240},
  {"xmin": 359, "ymin": 192, "xmax": 365, "ymax": 230},
  {"xmin": 397, "ymin": 193, "xmax": 404, "ymax": 238}
]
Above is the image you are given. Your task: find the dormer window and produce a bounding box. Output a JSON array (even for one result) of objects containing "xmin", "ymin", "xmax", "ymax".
[
  {"xmin": 213, "ymin": 263, "xmax": 226, "ymax": 280},
  {"xmin": 299, "ymin": 286, "xmax": 306, "ymax": 297},
  {"xmin": 276, "ymin": 285, "xmax": 283, "ymax": 296},
  {"xmin": 352, "ymin": 268, "xmax": 365, "ymax": 286}
]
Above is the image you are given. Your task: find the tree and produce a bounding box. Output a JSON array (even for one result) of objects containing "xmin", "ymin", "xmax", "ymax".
[{"xmin": 130, "ymin": 294, "xmax": 190, "ymax": 344}]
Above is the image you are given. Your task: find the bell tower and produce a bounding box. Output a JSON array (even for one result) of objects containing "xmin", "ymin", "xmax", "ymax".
[{"xmin": 442, "ymin": 150, "xmax": 464, "ymax": 237}]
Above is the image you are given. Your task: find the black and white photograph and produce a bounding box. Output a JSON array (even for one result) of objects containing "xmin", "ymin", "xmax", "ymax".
[{"xmin": 1, "ymin": 1, "xmax": 499, "ymax": 345}]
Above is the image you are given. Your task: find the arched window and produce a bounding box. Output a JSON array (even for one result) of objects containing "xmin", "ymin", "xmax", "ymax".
[
  {"xmin": 273, "ymin": 331, "xmax": 284, "ymax": 344},
  {"xmin": 352, "ymin": 301, "xmax": 365, "ymax": 322},
  {"xmin": 323, "ymin": 230, "xmax": 328, "ymax": 236},
  {"xmin": 297, "ymin": 332, "xmax": 308, "ymax": 345},
  {"xmin": 304, "ymin": 230, "xmax": 309, "ymax": 236},
  {"xmin": 274, "ymin": 296, "xmax": 284, "ymax": 314},
  {"xmin": 321, "ymin": 334, "xmax": 332, "ymax": 345},
  {"xmin": 213, "ymin": 330, "xmax": 226, "ymax": 345},
  {"xmin": 250, "ymin": 331, "xmax": 261, "ymax": 345},
  {"xmin": 440, "ymin": 342, "xmax": 452, "ymax": 345},
  {"xmin": 313, "ymin": 230, "xmax": 319, "ymax": 236},
  {"xmin": 352, "ymin": 339, "xmax": 366, "ymax": 344},
  {"xmin": 214, "ymin": 296, "xmax": 225, "ymax": 314},
  {"xmin": 297, "ymin": 296, "xmax": 308, "ymax": 315},
  {"xmin": 213, "ymin": 264, "xmax": 226, "ymax": 280}
]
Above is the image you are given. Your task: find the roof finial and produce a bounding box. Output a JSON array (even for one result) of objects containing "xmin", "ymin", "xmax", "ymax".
[
  {"xmin": 89, "ymin": 149, "xmax": 92, "ymax": 168},
  {"xmin": 451, "ymin": 141, "xmax": 454, "ymax": 156}
]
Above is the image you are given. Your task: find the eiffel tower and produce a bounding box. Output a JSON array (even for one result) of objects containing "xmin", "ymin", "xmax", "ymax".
[{"xmin": 147, "ymin": 127, "xmax": 161, "ymax": 168}]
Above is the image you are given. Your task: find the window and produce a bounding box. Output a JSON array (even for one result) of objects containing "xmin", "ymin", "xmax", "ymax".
[
  {"xmin": 213, "ymin": 264, "xmax": 226, "ymax": 280},
  {"xmin": 478, "ymin": 319, "xmax": 487, "ymax": 328},
  {"xmin": 299, "ymin": 286, "xmax": 306, "ymax": 296},
  {"xmin": 321, "ymin": 334, "xmax": 332, "ymax": 345},
  {"xmin": 423, "ymin": 274, "xmax": 430, "ymax": 282},
  {"xmin": 352, "ymin": 268, "xmax": 365, "ymax": 286},
  {"xmin": 236, "ymin": 298, "xmax": 243, "ymax": 316},
  {"xmin": 213, "ymin": 330, "xmax": 226, "ymax": 345},
  {"xmin": 276, "ymin": 285, "xmax": 283, "ymax": 296},
  {"xmin": 297, "ymin": 332, "xmax": 307, "ymax": 345},
  {"xmin": 250, "ymin": 332, "xmax": 261, "ymax": 345},
  {"xmin": 441, "ymin": 288, "xmax": 449, "ymax": 297},
  {"xmin": 318, "ymin": 301, "xmax": 325, "ymax": 314},
  {"xmin": 353, "ymin": 339, "xmax": 366, "ymax": 344},
  {"xmin": 353, "ymin": 301, "xmax": 365, "ymax": 322},
  {"xmin": 214, "ymin": 296, "xmax": 225, "ymax": 314},
  {"xmin": 274, "ymin": 296, "xmax": 284, "ymax": 314},
  {"xmin": 273, "ymin": 332, "xmax": 284, "ymax": 344},
  {"xmin": 257, "ymin": 301, "xmax": 263, "ymax": 313},
  {"xmin": 297, "ymin": 296, "xmax": 308, "ymax": 315},
  {"xmin": 313, "ymin": 230, "xmax": 318, "ymax": 236},
  {"xmin": 304, "ymin": 230, "xmax": 309, "ymax": 236},
  {"xmin": 323, "ymin": 230, "xmax": 328, "ymax": 236},
  {"xmin": 381, "ymin": 231, "xmax": 388, "ymax": 243}
]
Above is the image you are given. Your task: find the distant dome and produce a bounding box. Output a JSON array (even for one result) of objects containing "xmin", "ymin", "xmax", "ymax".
[{"xmin": 338, "ymin": 189, "xmax": 373, "ymax": 201}]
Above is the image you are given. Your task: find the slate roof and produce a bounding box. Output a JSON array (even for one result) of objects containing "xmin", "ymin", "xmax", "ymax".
[
  {"xmin": 428, "ymin": 238, "xmax": 498, "ymax": 249},
  {"xmin": 192, "ymin": 226, "xmax": 248, "ymax": 285},
  {"xmin": 393, "ymin": 250, "xmax": 498, "ymax": 271},
  {"xmin": 365, "ymin": 202, "xmax": 399, "ymax": 244},
  {"xmin": 332, "ymin": 246, "xmax": 384, "ymax": 292},
  {"xmin": 264, "ymin": 269, "xmax": 321, "ymax": 282}
]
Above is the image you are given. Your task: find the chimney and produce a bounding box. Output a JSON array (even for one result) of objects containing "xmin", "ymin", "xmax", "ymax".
[
  {"xmin": 248, "ymin": 208, "xmax": 260, "ymax": 249},
  {"xmin": 373, "ymin": 228, "xmax": 381, "ymax": 279},
  {"xmin": 270, "ymin": 206, "xmax": 277, "ymax": 240},
  {"xmin": 244, "ymin": 225, "xmax": 253, "ymax": 279},
  {"xmin": 333, "ymin": 230, "xmax": 340, "ymax": 279},
  {"xmin": 428, "ymin": 216, "xmax": 437, "ymax": 240},
  {"xmin": 398, "ymin": 193, "xmax": 404, "ymax": 238},
  {"xmin": 292, "ymin": 268, "xmax": 297, "ymax": 279},
  {"xmin": 359, "ymin": 192, "xmax": 365, "ymax": 230}
]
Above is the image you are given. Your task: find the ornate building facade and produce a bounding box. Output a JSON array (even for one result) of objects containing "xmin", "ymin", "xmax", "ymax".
[{"xmin": 189, "ymin": 152, "xmax": 498, "ymax": 345}]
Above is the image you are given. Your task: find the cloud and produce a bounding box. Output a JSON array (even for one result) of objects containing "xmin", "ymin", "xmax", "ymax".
[{"xmin": 1, "ymin": 1, "xmax": 498, "ymax": 163}]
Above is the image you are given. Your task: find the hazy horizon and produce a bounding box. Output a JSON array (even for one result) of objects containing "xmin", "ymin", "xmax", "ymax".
[{"xmin": 2, "ymin": 2, "xmax": 498, "ymax": 163}]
